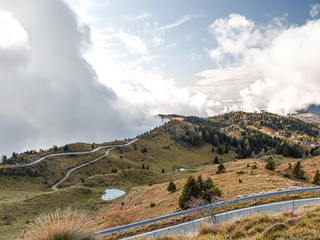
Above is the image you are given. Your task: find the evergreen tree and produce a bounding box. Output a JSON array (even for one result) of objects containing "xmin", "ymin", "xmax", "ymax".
[
  {"xmin": 213, "ymin": 156, "xmax": 219, "ymax": 164},
  {"xmin": 197, "ymin": 175, "xmax": 205, "ymax": 191},
  {"xmin": 161, "ymin": 169, "xmax": 165, "ymax": 173},
  {"xmin": 313, "ymin": 170, "xmax": 320, "ymax": 185},
  {"xmin": 142, "ymin": 164, "xmax": 145, "ymax": 169},
  {"xmin": 213, "ymin": 134, "xmax": 220, "ymax": 147},
  {"xmin": 292, "ymin": 161, "xmax": 305, "ymax": 180},
  {"xmin": 64, "ymin": 144, "xmax": 69, "ymax": 152},
  {"xmin": 178, "ymin": 176, "xmax": 200, "ymax": 209},
  {"xmin": 217, "ymin": 146, "xmax": 224, "ymax": 155},
  {"xmin": 265, "ymin": 157, "xmax": 276, "ymax": 170},
  {"xmin": 283, "ymin": 146, "xmax": 290, "ymax": 157},
  {"xmin": 224, "ymin": 147, "xmax": 229, "ymax": 154},
  {"xmin": 216, "ymin": 163, "xmax": 225, "ymax": 174},
  {"xmin": 167, "ymin": 181, "xmax": 176, "ymax": 193}
]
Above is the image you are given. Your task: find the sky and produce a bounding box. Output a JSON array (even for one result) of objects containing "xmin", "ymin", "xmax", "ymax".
[{"xmin": 0, "ymin": 0, "xmax": 320, "ymax": 156}]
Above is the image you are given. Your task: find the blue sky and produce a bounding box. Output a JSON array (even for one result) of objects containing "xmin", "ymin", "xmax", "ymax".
[
  {"xmin": 67, "ymin": 0, "xmax": 314, "ymax": 86},
  {"xmin": 0, "ymin": 0, "xmax": 320, "ymax": 155}
]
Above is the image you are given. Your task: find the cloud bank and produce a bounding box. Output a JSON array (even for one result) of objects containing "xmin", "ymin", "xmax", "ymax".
[
  {"xmin": 0, "ymin": 0, "xmax": 162, "ymax": 156},
  {"xmin": 199, "ymin": 13, "xmax": 320, "ymax": 115}
]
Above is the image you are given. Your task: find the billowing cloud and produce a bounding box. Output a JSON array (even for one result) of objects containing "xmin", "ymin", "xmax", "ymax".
[
  {"xmin": 240, "ymin": 19, "xmax": 320, "ymax": 114},
  {"xmin": 200, "ymin": 13, "xmax": 320, "ymax": 115},
  {"xmin": 0, "ymin": 0, "xmax": 161, "ymax": 156}
]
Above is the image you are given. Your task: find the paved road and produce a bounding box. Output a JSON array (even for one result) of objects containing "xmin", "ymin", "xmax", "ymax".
[
  {"xmin": 52, "ymin": 139, "xmax": 137, "ymax": 190},
  {"xmin": 122, "ymin": 197, "xmax": 320, "ymax": 239},
  {"xmin": 5, "ymin": 139, "xmax": 137, "ymax": 169}
]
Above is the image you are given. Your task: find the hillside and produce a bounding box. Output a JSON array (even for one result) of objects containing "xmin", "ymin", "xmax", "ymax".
[
  {"xmin": 0, "ymin": 112, "xmax": 320, "ymax": 239},
  {"xmin": 292, "ymin": 112, "xmax": 320, "ymax": 124}
]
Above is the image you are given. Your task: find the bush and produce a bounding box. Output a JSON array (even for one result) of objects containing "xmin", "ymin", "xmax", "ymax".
[
  {"xmin": 292, "ymin": 161, "xmax": 305, "ymax": 180},
  {"xmin": 150, "ymin": 202, "xmax": 156, "ymax": 208},
  {"xmin": 216, "ymin": 163, "xmax": 225, "ymax": 174},
  {"xmin": 238, "ymin": 179, "xmax": 243, "ymax": 183},
  {"xmin": 252, "ymin": 165, "xmax": 258, "ymax": 170},
  {"xmin": 265, "ymin": 157, "xmax": 276, "ymax": 170},
  {"xmin": 167, "ymin": 181, "xmax": 176, "ymax": 193},
  {"xmin": 312, "ymin": 169, "xmax": 320, "ymax": 185},
  {"xmin": 179, "ymin": 175, "xmax": 221, "ymax": 209},
  {"xmin": 26, "ymin": 208, "xmax": 95, "ymax": 240}
]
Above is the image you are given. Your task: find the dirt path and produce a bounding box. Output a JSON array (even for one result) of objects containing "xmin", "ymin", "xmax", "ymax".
[{"xmin": 52, "ymin": 139, "xmax": 137, "ymax": 190}]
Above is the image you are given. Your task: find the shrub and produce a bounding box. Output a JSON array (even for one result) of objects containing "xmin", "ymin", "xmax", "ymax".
[
  {"xmin": 150, "ymin": 202, "xmax": 156, "ymax": 208},
  {"xmin": 216, "ymin": 163, "xmax": 225, "ymax": 174},
  {"xmin": 179, "ymin": 175, "xmax": 221, "ymax": 209},
  {"xmin": 198, "ymin": 221, "xmax": 218, "ymax": 236},
  {"xmin": 265, "ymin": 157, "xmax": 276, "ymax": 170},
  {"xmin": 167, "ymin": 181, "xmax": 176, "ymax": 193},
  {"xmin": 26, "ymin": 208, "xmax": 95, "ymax": 240},
  {"xmin": 312, "ymin": 169, "xmax": 320, "ymax": 185},
  {"xmin": 252, "ymin": 165, "xmax": 258, "ymax": 170},
  {"xmin": 292, "ymin": 161, "xmax": 305, "ymax": 180},
  {"xmin": 238, "ymin": 179, "xmax": 243, "ymax": 183}
]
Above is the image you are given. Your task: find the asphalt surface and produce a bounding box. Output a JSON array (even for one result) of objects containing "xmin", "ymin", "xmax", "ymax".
[{"xmin": 122, "ymin": 197, "xmax": 320, "ymax": 239}]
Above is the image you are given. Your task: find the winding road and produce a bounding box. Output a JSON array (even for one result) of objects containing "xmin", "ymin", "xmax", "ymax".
[
  {"xmin": 52, "ymin": 139, "xmax": 137, "ymax": 190},
  {"xmin": 5, "ymin": 139, "xmax": 137, "ymax": 169}
]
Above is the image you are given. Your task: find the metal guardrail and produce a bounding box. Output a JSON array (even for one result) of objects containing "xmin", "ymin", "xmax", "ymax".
[{"xmin": 95, "ymin": 186, "xmax": 320, "ymax": 236}]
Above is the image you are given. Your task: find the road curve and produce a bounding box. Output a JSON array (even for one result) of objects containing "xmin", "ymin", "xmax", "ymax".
[
  {"xmin": 52, "ymin": 139, "xmax": 137, "ymax": 190},
  {"xmin": 5, "ymin": 139, "xmax": 137, "ymax": 169},
  {"xmin": 122, "ymin": 197, "xmax": 320, "ymax": 239}
]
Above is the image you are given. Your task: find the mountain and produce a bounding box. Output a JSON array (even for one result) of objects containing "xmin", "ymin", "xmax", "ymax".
[{"xmin": 1, "ymin": 111, "xmax": 320, "ymax": 239}]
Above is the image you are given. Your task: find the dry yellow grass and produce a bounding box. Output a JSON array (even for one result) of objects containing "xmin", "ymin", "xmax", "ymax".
[{"xmin": 26, "ymin": 208, "xmax": 96, "ymax": 240}]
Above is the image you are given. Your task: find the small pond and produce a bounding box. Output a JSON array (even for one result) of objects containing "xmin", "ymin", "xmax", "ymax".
[
  {"xmin": 175, "ymin": 168, "xmax": 186, "ymax": 172},
  {"xmin": 101, "ymin": 189, "xmax": 126, "ymax": 200}
]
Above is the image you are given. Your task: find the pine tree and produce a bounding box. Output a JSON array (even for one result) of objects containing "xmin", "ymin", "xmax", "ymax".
[
  {"xmin": 217, "ymin": 146, "xmax": 224, "ymax": 155},
  {"xmin": 292, "ymin": 161, "xmax": 305, "ymax": 180},
  {"xmin": 141, "ymin": 164, "xmax": 145, "ymax": 169},
  {"xmin": 216, "ymin": 163, "xmax": 225, "ymax": 174},
  {"xmin": 265, "ymin": 157, "xmax": 276, "ymax": 170},
  {"xmin": 313, "ymin": 170, "xmax": 320, "ymax": 185},
  {"xmin": 178, "ymin": 176, "xmax": 200, "ymax": 209},
  {"xmin": 64, "ymin": 144, "xmax": 69, "ymax": 152},
  {"xmin": 167, "ymin": 181, "xmax": 176, "ymax": 193},
  {"xmin": 213, "ymin": 156, "xmax": 219, "ymax": 164},
  {"xmin": 283, "ymin": 146, "xmax": 290, "ymax": 157}
]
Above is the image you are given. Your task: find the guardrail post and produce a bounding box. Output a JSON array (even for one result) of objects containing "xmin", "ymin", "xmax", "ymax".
[
  {"xmin": 254, "ymin": 194, "xmax": 256, "ymax": 203},
  {"xmin": 286, "ymin": 188, "xmax": 289, "ymax": 197}
]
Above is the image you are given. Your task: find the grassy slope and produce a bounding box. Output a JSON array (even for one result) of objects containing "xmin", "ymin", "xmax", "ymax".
[
  {"xmin": 0, "ymin": 115, "xmax": 319, "ymax": 239},
  {"xmin": 160, "ymin": 204, "xmax": 320, "ymax": 240}
]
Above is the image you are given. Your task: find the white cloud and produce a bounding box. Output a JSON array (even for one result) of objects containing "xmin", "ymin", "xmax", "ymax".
[
  {"xmin": 155, "ymin": 14, "xmax": 201, "ymax": 31},
  {"xmin": 124, "ymin": 12, "xmax": 150, "ymax": 21},
  {"xmin": 310, "ymin": 3, "xmax": 320, "ymax": 18},
  {"xmin": 202, "ymin": 13, "xmax": 320, "ymax": 115},
  {"xmin": 208, "ymin": 13, "xmax": 285, "ymax": 66},
  {"xmin": 117, "ymin": 31, "xmax": 148, "ymax": 55},
  {"xmin": 240, "ymin": 19, "xmax": 320, "ymax": 114},
  {"xmin": 0, "ymin": 11, "xmax": 29, "ymax": 48},
  {"xmin": 0, "ymin": 0, "xmax": 161, "ymax": 156}
]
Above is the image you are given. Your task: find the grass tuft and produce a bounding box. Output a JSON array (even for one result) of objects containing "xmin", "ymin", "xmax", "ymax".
[
  {"xmin": 26, "ymin": 208, "xmax": 96, "ymax": 240},
  {"xmin": 198, "ymin": 221, "xmax": 218, "ymax": 236}
]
